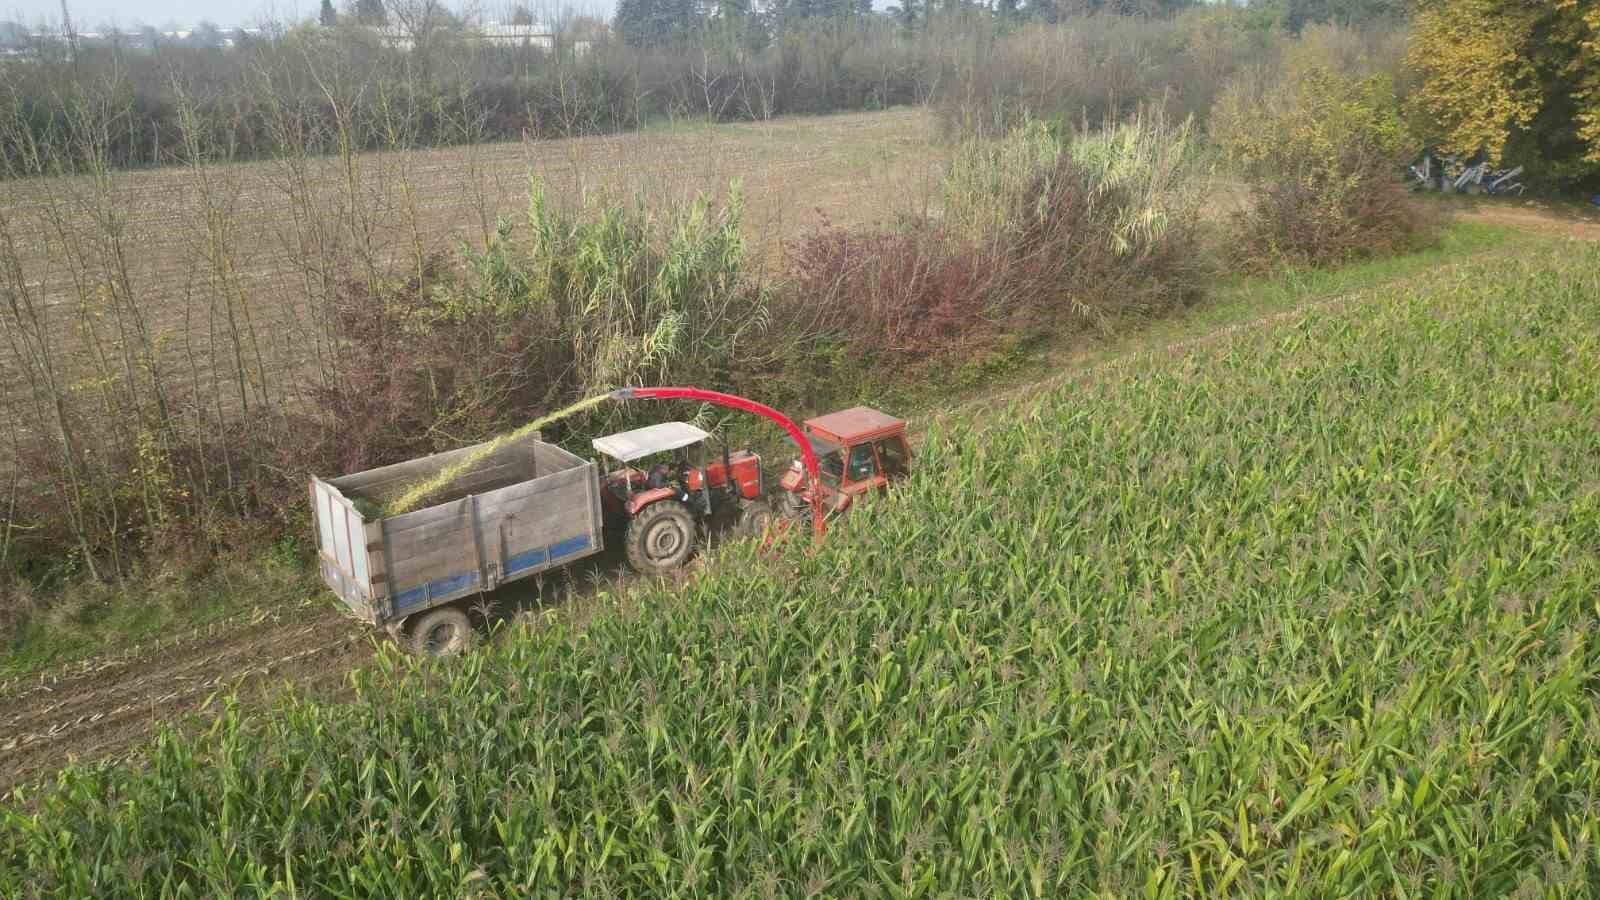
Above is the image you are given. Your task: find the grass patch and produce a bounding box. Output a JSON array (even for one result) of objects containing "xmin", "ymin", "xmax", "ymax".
[
  {"xmin": 5, "ymin": 236, "xmax": 1598, "ymax": 896},
  {"xmin": 886, "ymin": 219, "xmax": 1541, "ymax": 424},
  {"xmin": 0, "ymin": 547, "xmax": 324, "ymax": 681},
  {"xmin": 1186, "ymin": 219, "xmax": 1525, "ymax": 328}
]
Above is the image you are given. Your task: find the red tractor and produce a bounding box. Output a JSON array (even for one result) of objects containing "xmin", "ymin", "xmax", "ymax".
[
  {"xmin": 594, "ymin": 422, "xmax": 766, "ymax": 573},
  {"xmin": 750, "ymin": 406, "xmax": 912, "ymax": 533},
  {"xmin": 599, "ymin": 390, "xmax": 912, "ymax": 567}
]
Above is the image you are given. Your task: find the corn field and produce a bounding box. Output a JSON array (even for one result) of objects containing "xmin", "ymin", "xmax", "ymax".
[{"xmin": 4, "ymin": 241, "xmax": 1599, "ymax": 896}]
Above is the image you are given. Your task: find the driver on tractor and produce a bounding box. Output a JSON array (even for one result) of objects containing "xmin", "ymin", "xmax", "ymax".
[
  {"xmin": 647, "ymin": 461, "xmax": 671, "ymax": 489},
  {"xmin": 646, "ymin": 454, "xmax": 692, "ymax": 495}
]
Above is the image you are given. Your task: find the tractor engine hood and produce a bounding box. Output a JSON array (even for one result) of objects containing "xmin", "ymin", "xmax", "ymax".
[
  {"xmin": 780, "ymin": 460, "xmax": 845, "ymax": 513},
  {"xmin": 780, "ymin": 460, "xmax": 806, "ymax": 493}
]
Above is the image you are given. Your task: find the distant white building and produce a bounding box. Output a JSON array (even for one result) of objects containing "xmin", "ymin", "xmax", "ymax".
[
  {"xmin": 370, "ymin": 22, "xmax": 589, "ymax": 56},
  {"xmin": 12, "ymin": 27, "xmax": 257, "ymax": 48},
  {"xmin": 479, "ymin": 23, "xmax": 556, "ymax": 47}
]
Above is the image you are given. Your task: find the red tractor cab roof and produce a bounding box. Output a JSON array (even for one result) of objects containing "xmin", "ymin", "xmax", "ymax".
[{"xmin": 803, "ymin": 406, "xmax": 906, "ymax": 447}]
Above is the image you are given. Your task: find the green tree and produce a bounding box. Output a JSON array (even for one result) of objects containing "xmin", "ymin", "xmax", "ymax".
[
  {"xmin": 615, "ymin": 0, "xmax": 701, "ymax": 47},
  {"xmin": 1409, "ymin": 0, "xmax": 1600, "ymax": 186},
  {"xmin": 887, "ymin": 0, "xmax": 919, "ymax": 29},
  {"xmin": 1226, "ymin": 0, "xmax": 1406, "ymax": 31},
  {"xmin": 1082, "ymin": 0, "xmax": 1200, "ymax": 14},
  {"xmin": 191, "ymin": 20, "xmax": 223, "ymax": 47},
  {"xmin": 320, "ymin": 0, "xmax": 338, "ymax": 26},
  {"xmin": 0, "ymin": 19, "xmax": 29, "ymax": 47},
  {"xmin": 1282, "ymin": 0, "xmax": 1405, "ymax": 30}
]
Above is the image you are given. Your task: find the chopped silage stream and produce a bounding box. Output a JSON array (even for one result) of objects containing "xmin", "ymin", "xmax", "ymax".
[{"xmin": 378, "ymin": 394, "xmax": 612, "ymax": 518}]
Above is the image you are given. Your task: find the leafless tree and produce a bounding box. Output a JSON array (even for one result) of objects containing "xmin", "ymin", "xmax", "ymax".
[
  {"xmin": 693, "ymin": 48, "xmax": 737, "ymax": 121},
  {"xmin": 387, "ymin": 0, "xmax": 452, "ymax": 75}
]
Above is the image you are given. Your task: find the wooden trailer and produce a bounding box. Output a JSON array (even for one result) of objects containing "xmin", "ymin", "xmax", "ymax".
[{"xmin": 309, "ymin": 432, "xmax": 604, "ymax": 654}]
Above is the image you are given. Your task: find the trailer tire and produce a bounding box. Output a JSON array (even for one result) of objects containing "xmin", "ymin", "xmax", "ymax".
[
  {"xmin": 411, "ymin": 607, "xmax": 475, "ymax": 658},
  {"xmin": 626, "ymin": 499, "xmax": 696, "ymax": 574}
]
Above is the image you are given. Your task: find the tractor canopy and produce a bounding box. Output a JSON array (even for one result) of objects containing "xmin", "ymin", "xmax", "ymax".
[
  {"xmin": 592, "ymin": 422, "xmax": 710, "ymax": 463},
  {"xmin": 782, "ymin": 405, "xmax": 909, "ymax": 498}
]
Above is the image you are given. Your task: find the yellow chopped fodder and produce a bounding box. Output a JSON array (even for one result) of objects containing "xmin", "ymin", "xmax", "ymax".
[{"xmin": 379, "ymin": 394, "xmax": 612, "ymax": 518}]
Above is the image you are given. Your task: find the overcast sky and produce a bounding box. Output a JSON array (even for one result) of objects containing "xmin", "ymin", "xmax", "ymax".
[{"xmin": 2, "ymin": 0, "xmax": 614, "ymax": 30}]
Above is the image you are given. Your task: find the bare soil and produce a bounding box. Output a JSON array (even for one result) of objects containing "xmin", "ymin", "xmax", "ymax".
[
  {"xmin": 0, "ymin": 603, "xmax": 366, "ymax": 795},
  {"xmin": 1452, "ymin": 195, "xmax": 1600, "ymax": 240},
  {"xmin": 0, "ymin": 545, "xmax": 623, "ymax": 797},
  {"xmin": 0, "ymin": 108, "xmax": 941, "ymax": 425}
]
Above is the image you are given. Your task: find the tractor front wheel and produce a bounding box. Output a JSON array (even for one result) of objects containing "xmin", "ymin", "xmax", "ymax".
[
  {"xmin": 626, "ymin": 499, "xmax": 697, "ymax": 574},
  {"xmin": 737, "ymin": 500, "xmax": 776, "ymax": 537}
]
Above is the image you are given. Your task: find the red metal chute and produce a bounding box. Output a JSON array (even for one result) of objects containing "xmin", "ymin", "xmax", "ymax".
[{"xmin": 610, "ymin": 386, "xmax": 826, "ymax": 542}]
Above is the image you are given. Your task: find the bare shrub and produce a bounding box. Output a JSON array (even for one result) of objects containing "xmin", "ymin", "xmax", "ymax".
[
  {"xmin": 1213, "ymin": 44, "xmax": 1427, "ymax": 269},
  {"xmin": 933, "ymin": 12, "xmax": 1273, "ymax": 141},
  {"xmin": 283, "ymin": 180, "xmax": 771, "ymax": 490},
  {"xmin": 789, "ymin": 111, "xmax": 1207, "ymax": 358},
  {"xmin": 1232, "ymin": 162, "xmax": 1426, "ymax": 270},
  {"xmin": 787, "ymin": 224, "xmax": 1012, "ymax": 356}
]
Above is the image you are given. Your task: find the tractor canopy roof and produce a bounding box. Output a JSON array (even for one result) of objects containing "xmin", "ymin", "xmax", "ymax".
[
  {"xmin": 592, "ymin": 422, "xmax": 709, "ymax": 463},
  {"xmin": 803, "ymin": 406, "xmax": 905, "ymax": 446}
]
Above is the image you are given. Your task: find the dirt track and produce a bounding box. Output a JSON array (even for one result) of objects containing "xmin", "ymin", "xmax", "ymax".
[
  {"xmin": 0, "ymin": 603, "xmax": 368, "ymax": 795},
  {"xmin": 3, "ymin": 200, "xmax": 1595, "ymax": 800},
  {"xmin": 0, "ymin": 547, "xmax": 621, "ymax": 796}
]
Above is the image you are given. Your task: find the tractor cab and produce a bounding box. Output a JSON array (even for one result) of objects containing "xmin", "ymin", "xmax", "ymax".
[
  {"xmin": 777, "ymin": 406, "xmax": 910, "ymax": 520},
  {"xmin": 592, "ymin": 422, "xmax": 764, "ymax": 573}
]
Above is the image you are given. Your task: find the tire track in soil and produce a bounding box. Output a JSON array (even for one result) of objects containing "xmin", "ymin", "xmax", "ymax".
[
  {"xmin": 0, "ymin": 602, "xmax": 348, "ymax": 705},
  {"xmin": 0, "ymin": 606, "xmax": 375, "ymax": 796},
  {"xmin": 2, "ymin": 609, "xmax": 338, "ymax": 729},
  {"xmin": 0, "ymin": 556, "xmax": 613, "ymax": 796}
]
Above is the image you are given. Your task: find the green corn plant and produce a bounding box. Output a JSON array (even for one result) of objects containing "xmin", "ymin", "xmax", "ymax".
[{"xmin": 3, "ymin": 242, "xmax": 1599, "ymax": 898}]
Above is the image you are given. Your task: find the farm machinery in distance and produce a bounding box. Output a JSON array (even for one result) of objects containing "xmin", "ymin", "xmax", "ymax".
[{"xmin": 310, "ymin": 388, "xmax": 910, "ymax": 655}]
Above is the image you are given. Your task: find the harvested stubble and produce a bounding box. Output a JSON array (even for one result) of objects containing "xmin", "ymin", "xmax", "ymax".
[{"xmin": 4, "ymin": 243, "xmax": 1600, "ymax": 896}]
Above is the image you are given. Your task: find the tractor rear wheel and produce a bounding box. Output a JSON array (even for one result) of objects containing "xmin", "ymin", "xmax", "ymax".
[
  {"xmin": 411, "ymin": 606, "xmax": 475, "ymax": 658},
  {"xmin": 626, "ymin": 499, "xmax": 697, "ymax": 574}
]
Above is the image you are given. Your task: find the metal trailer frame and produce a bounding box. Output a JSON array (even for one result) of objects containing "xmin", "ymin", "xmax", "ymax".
[{"xmin": 309, "ymin": 432, "xmax": 604, "ymax": 628}]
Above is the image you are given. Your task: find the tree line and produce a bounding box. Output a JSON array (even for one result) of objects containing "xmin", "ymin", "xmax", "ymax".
[{"xmin": 0, "ymin": 0, "xmax": 1425, "ymax": 178}]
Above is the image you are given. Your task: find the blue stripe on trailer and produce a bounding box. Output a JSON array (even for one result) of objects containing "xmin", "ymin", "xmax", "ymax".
[
  {"xmin": 393, "ymin": 535, "xmax": 592, "ymax": 610},
  {"xmin": 428, "ymin": 571, "xmax": 478, "ymax": 598},
  {"xmin": 393, "ymin": 585, "xmax": 428, "ymax": 611},
  {"xmin": 549, "ymin": 534, "xmax": 592, "ymax": 560},
  {"xmin": 393, "ymin": 571, "xmax": 480, "ymax": 611},
  {"xmin": 504, "ymin": 546, "xmax": 549, "ymax": 576}
]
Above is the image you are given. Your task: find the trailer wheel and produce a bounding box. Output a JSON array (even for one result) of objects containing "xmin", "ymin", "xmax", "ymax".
[
  {"xmin": 626, "ymin": 499, "xmax": 696, "ymax": 574},
  {"xmin": 411, "ymin": 607, "xmax": 475, "ymax": 658}
]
